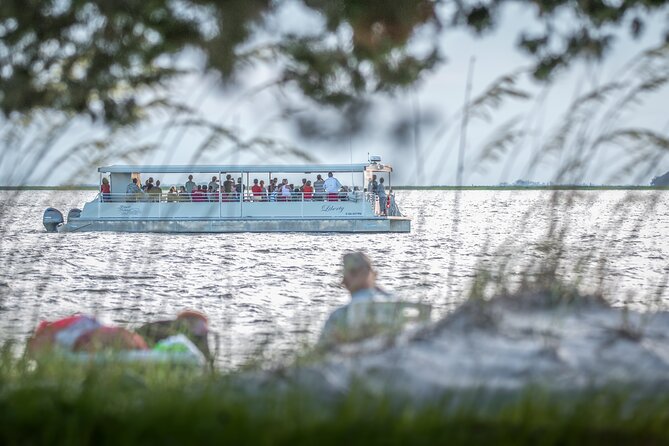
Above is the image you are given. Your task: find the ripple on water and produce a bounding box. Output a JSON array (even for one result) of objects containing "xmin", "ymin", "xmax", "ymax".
[{"xmin": 0, "ymin": 189, "xmax": 668, "ymax": 367}]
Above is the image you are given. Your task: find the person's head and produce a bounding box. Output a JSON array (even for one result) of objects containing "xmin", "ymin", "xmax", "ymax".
[
  {"xmin": 212, "ymin": 176, "xmax": 217, "ymax": 182},
  {"xmin": 102, "ymin": 177, "xmax": 109, "ymax": 185},
  {"xmin": 237, "ymin": 177, "xmax": 242, "ymax": 183},
  {"xmin": 148, "ymin": 177, "xmax": 154, "ymax": 184},
  {"xmin": 342, "ymin": 252, "xmax": 376, "ymax": 294},
  {"xmin": 302, "ymin": 178, "xmax": 307, "ymax": 184},
  {"xmin": 372, "ymin": 174, "xmax": 377, "ymax": 180},
  {"xmin": 282, "ymin": 178, "xmax": 288, "ymax": 184},
  {"xmin": 188, "ymin": 174, "xmax": 193, "ymax": 181},
  {"xmin": 179, "ymin": 186, "xmax": 185, "ymax": 192},
  {"xmin": 260, "ymin": 180, "xmax": 265, "ymax": 186},
  {"xmin": 169, "ymin": 186, "xmax": 176, "ymax": 192},
  {"xmin": 132, "ymin": 178, "xmax": 138, "ymax": 184},
  {"xmin": 317, "ymin": 174, "xmax": 322, "ymax": 180},
  {"xmin": 253, "ymin": 178, "xmax": 258, "ymax": 184},
  {"xmin": 379, "ymin": 177, "xmax": 384, "ymax": 184},
  {"xmin": 226, "ymin": 174, "xmax": 232, "ymax": 180},
  {"xmin": 208, "ymin": 185, "xmax": 213, "ymax": 191},
  {"xmin": 156, "ymin": 180, "xmax": 160, "ymax": 187},
  {"xmin": 328, "ymin": 172, "xmax": 333, "ymax": 177},
  {"xmin": 306, "ymin": 180, "xmax": 311, "ymax": 186},
  {"xmin": 197, "ymin": 185, "xmax": 202, "ymax": 191}
]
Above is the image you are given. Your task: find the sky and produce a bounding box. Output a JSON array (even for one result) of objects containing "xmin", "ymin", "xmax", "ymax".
[{"xmin": 2, "ymin": 2, "xmax": 668, "ymax": 186}]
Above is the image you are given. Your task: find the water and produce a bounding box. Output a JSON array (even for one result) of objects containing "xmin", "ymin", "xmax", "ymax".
[{"xmin": 1, "ymin": 190, "xmax": 667, "ymax": 367}]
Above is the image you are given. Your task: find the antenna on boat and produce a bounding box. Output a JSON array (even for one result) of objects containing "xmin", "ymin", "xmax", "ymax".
[{"xmin": 349, "ymin": 134, "xmax": 354, "ymax": 187}]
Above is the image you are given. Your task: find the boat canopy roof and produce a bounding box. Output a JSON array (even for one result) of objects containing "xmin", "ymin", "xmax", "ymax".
[{"xmin": 98, "ymin": 163, "xmax": 392, "ymax": 174}]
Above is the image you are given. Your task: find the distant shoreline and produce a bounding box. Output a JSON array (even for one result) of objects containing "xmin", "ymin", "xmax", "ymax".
[
  {"xmin": 1, "ymin": 185, "xmax": 668, "ymax": 191},
  {"xmin": 392, "ymin": 185, "xmax": 669, "ymax": 191}
]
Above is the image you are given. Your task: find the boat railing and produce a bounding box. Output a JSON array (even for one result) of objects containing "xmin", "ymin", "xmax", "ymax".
[
  {"xmin": 96, "ymin": 191, "xmax": 369, "ymax": 203},
  {"xmin": 92, "ymin": 191, "xmax": 396, "ymax": 218}
]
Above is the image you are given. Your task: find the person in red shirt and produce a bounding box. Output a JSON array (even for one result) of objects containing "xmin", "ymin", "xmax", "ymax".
[
  {"xmin": 251, "ymin": 178, "xmax": 263, "ymax": 201},
  {"xmin": 191, "ymin": 185, "xmax": 204, "ymax": 202},
  {"xmin": 303, "ymin": 180, "xmax": 314, "ymax": 200},
  {"xmin": 101, "ymin": 177, "xmax": 111, "ymax": 201}
]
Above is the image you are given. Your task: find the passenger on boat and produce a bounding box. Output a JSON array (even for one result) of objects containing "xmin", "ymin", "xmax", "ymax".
[
  {"xmin": 300, "ymin": 178, "xmax": 307, "ymax": 192},
  {"xmin": 251, "ymin": 179, "xmax": 263, "ymax": 201},
  {"xmin": 209, "ymin": 176, "xmax": 219, "ymax": 192},
  {"xmin": 178, "ymin": 186, "xmax": 188, "ymax": 201},
  {"xmin": 167, "ymin": 186, "xmax": 178, "ymax": 202},
  {"xmin": 185, "ymin": 175, "xmax": 196, "ymax": 195},
  {"xmin": 207, "ymin": 185, "xmax": 215, "ymax": 202},
  {"xmin": 367, "ymin": 175, "xmax": 378, "ymax": 194},
  {"xmin": 235, "ymin": 177, "xmax": 244, "ymax": 197},
  {"xmin": 323, "ymin": 172, "xmax": 342, "ymax": 202},
  {"xmin": 126, "ymin": 178, "xmax": 143, "ymax": 201},
  {"xmin": 314, "ymin": 174, "xmax": 325, "ymax": 201},
  {"xmin": 259, "ymin": 180, "xmax": 268, "ymax": 201},
  {"xmin": 191, "ymin": 185, "xmax": 205, "ymax": 202},
  {"xmin": 148, "ymin": 180, "xmax": 162, "ymax": 202},
  {"xmin": 101, "ymin": 177, "xmax": 111, "ymax": 202},
  {"xmin": 223, "ymin": 174, "xmax": 233, "ymax": 201},
  {"xmin": 143, "ymin": 177, "xmax": 155, "ymax": 192},
  {"xmin": 303, "ymin": 180, "xmax": 314, "ymax": 200},
  {"xmin": 377, "ymin": 177, "xmax": 387, "ymax": 216},
  {"xmin": 281, "ymin": 182, "xmax": 293, "ymax": 201}
]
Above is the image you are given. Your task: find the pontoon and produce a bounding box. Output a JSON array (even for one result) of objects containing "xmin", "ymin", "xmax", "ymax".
[{"xmin": 43, "ymin": 160, "xmax": 410, "ymax": 233}]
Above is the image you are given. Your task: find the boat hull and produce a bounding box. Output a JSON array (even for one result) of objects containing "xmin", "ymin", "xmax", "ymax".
[{"xmin": 58, "ymin": 217, "xmax": 411, "ymax": 233}]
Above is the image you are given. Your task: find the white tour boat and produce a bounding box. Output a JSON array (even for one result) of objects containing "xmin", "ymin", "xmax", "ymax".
[{"xmin": 43, "ymin": 159, "xmax": 410, "ymax": 233}]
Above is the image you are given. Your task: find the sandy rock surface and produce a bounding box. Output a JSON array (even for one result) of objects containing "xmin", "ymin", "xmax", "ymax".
[{"xmin": 259, "ymin": 292, "xmax": 669, "ymax": 398}]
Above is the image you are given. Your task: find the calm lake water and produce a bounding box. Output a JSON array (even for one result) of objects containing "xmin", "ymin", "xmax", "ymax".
[{"xmin": 0, "ymin": 190, "xmax": 667, "ymax": 367}]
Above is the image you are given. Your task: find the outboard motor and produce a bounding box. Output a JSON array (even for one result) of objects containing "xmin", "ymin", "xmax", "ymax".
[
  {"xmin": 67, "ymin": 208, "xmax": 82, "ymax": 222},
  {"xmin": 43, "ymin": 208, "xmax": 64, "ymax": 232}
]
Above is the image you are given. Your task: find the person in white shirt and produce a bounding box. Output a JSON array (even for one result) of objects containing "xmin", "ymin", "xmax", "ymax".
[
  {"xmin": 208, "ymin": 176, "xmax": 219, "ymax": 192},
  {"xmin": 323, "ymin": 171, "xmax": 342, "ymax": 201},
  {"xmin": 281, "ymin": 181, "xmax": 293, "ymax": 201},
  {"xmin": 185, "ymin": 175, "xmax": 196, "ymax": 194}
]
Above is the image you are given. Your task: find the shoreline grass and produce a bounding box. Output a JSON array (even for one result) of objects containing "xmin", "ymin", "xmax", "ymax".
[{"xmin": 1, "ymin": 358, "xmax": 668, "ymax": 445}]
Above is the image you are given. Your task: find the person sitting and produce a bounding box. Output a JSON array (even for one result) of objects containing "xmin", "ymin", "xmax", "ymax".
[
  {"xmin": 100, "ymin": 177, "xmax": 111, "ymax": 202},
  {"xmin": 280, "ymin": 180, "xmax": 292, "ymax": 201},
  {"xmin": 178, "ymin": 185, "xmax": 189, "ymax": 201},
  {"xmin": 318, "ymin": 252, "xmax": 430, "ymax": 347},
  {"xmin": 148, "ymin": 179, "xmax": 162, "ymax": 201},
  {"xmin": 135, "ymin": 310, "xmax": 211, "ymax": 364},
  {"xmin": 142, "ymin": 177, "xmax": 155, "ymax": 192},
  {"xmin": 303, "ymin": 180, "xmax": 314, "ymax": 200},
  {"xmin": 167, "ymin": 186, "xmax": 178, "ymax": 202},
  {"xmin": 259, "ymin": 180, "xmax": 268, "ymax": 201},
  {"xmin": 191, "ymin": 185, "xmax": 204, "ymax": 202},
  {"xmin": 323, "ymin": 172, "xmax": 342, "ymax": 202},
  {"xmin": 126, "ymin": 178, "xmax": 143, "ymax": 201},
  {"xmin": 251, "ymin": 178, "xmax": 263, "ymax": 201}
]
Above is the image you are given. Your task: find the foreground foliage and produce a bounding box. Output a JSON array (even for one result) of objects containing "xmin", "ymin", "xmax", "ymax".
[{"xmin": 1, "ymin": 356, "xmax": 668, "ymax": 445}]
